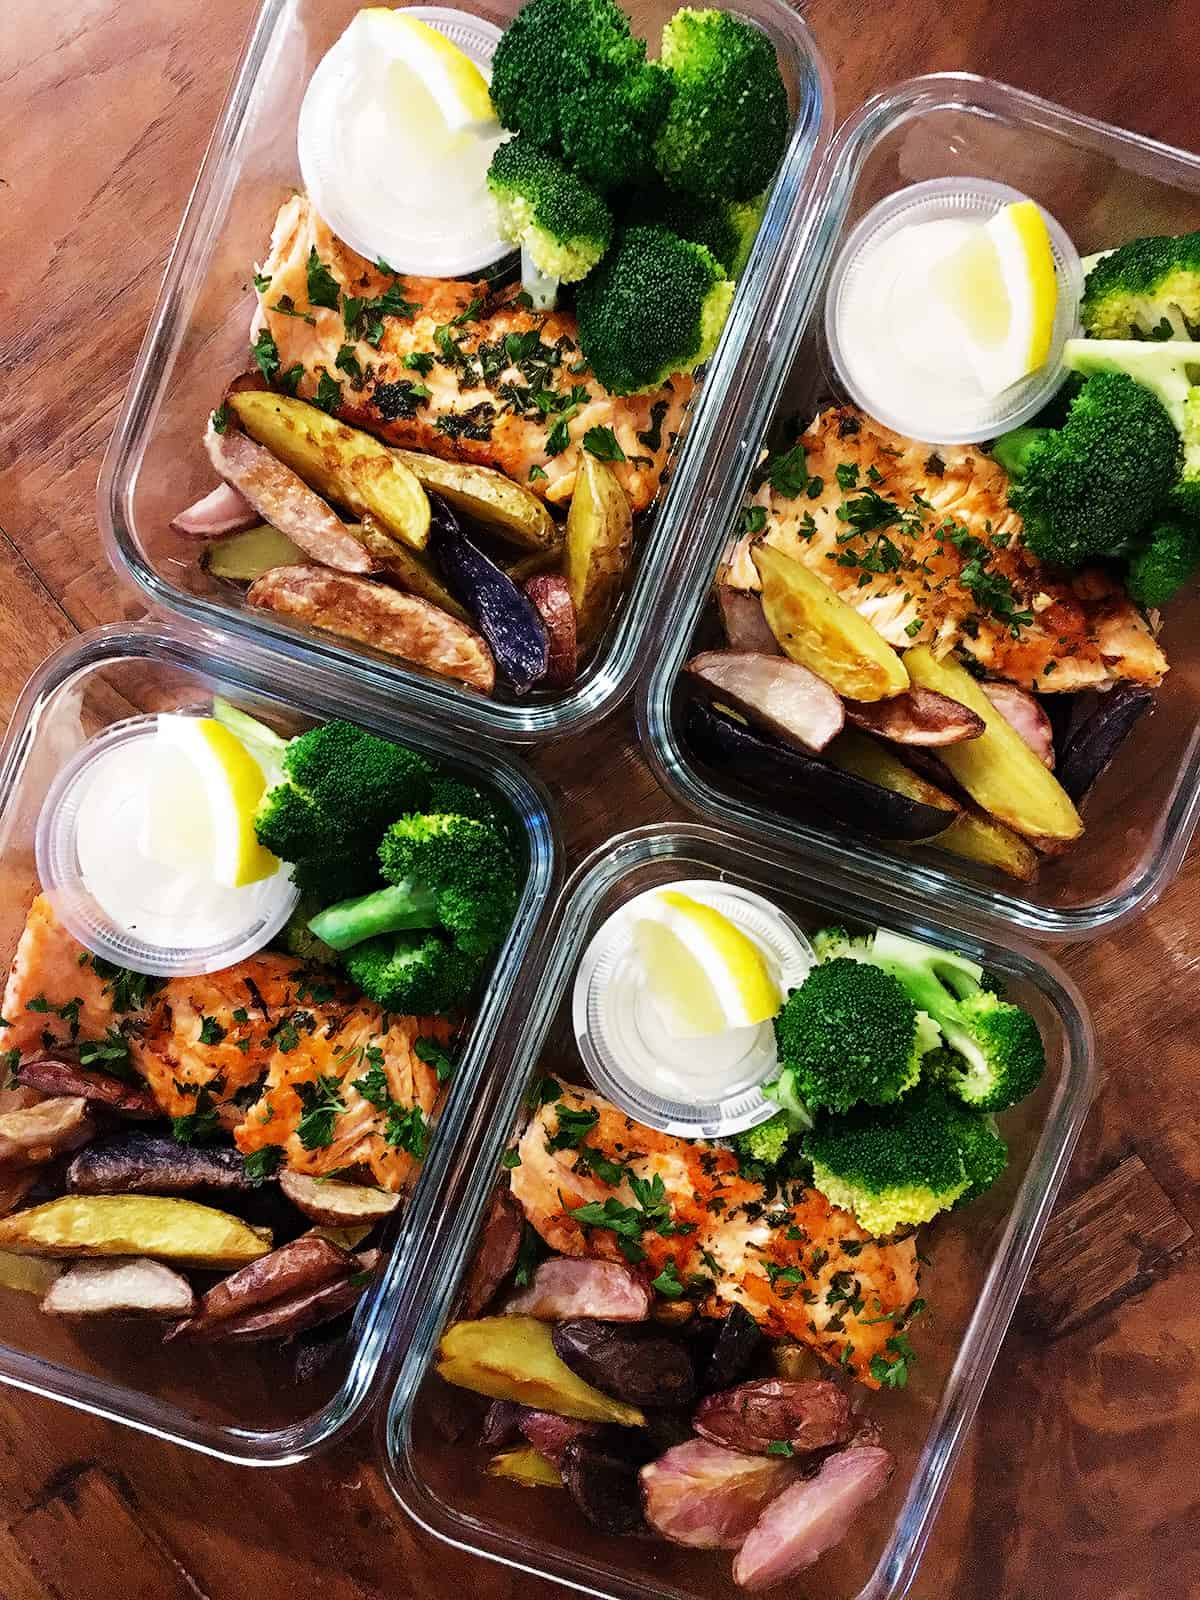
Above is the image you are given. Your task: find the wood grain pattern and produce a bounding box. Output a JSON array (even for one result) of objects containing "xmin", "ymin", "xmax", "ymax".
[{"xmin": 2, "ymin": 1, "xmax": 1200, "ymax": 1598}]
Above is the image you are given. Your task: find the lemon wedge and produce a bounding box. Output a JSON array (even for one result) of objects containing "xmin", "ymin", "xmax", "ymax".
[
  {"xmin": 359, "ymin": 9, "xmax": 497, "ymax": 135},
  {"xmin": 933, "ymin": 199, "xmax": 1057, "ymax": 397},
  {"xmin": 147, "ymin": 717, "xmax": 280, "ymax": 889},
  {"xmin": 633, "ymin": 890, "xmax": 782, "ymax": 1038}
]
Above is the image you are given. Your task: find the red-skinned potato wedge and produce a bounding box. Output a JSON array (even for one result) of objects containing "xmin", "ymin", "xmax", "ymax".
[
  {"xmin": 686, "ymin": 651, "xmax": 844, "ymax": 754},
  {"xmin": 716, "ymin": 585, "xmax": 782, "ymax": 656},
  {"xmin": 523, "ymin": 575, "xmax": 578, "ymax": 689},
  {"xmin": 0, "ymin": 1097, "xmax": 95, "ymax": 1167},
  {"xmin": 168, "ymin": 1251, "xmax": 376, "ymax": 1344},
  {"xmin": 504, "ymin": 1258, "xmax": 652, "ymax": 1323},
  {"xmin": 16, "ymin": 1058, "xmax": 158, "ymax": 1119},
  {"xmin": 167, "ymin": 1234, "xmax": 354, "ymax": 1334},
  {"xmin": 843, "ymin": 686, "xmax": 985, "ymax": 747},
  {"xmin": 247, "ymin": 565, "xmax": 497, "ymax": 691},
  {"xmin": 171, "ymin": 481, "xmax": 259, "ymax": 539},
  {"xmin": 462, "ymin": 1183, "xmax": 523, "ymax": 1318},
  {"xmin": 982, "ymin": 682, "xmax": 1055, "ymax": 767},
  {"xmin": 278, "ymin": 1170, "xmax": 399, "ymax": 1229},
  {"xmin": 42, "ymin": 1257, "xmax": 196, "ymax": 1319}
]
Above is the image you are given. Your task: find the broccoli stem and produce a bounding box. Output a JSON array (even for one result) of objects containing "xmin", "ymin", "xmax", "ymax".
[
  {"xmin": 308, "ymin": 881, "xmax": 439, "ymax": 952},
  {"xmin": 991, "ymin": 426, "xmax": 1047, "ymax": 482},
  {"xmin": 521, "ymin": 244, "xmax": 560, "ymax": 311}
]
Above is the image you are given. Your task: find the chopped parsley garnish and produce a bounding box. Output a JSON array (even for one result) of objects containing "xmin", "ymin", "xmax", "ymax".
[
  {"xmin": 869, "ymin": 1331, "xmax": 915, "ymax": 1389},
  {"xmin": 335, "ymin": 344, "xmax": 365, "ymax": 384},
  {"xmin": 582, "ymin": 426, "xmax": 626, "ymax": 463},
  {"xmin": 211, "ymin": 404, "xmax": 229, "ymax": 435},
  {"xmin": 452, "ymin": 295, "xmax": 485, "ymax": 326},
  {"xmin": 959, "ymin": 560, "xmax": 1033, "ymax": 635},
  {"xmin": 232, "ymin": 1008, "xmax": 249, "ymax": 1024},
  {"xmin": 740, "ymin": 505, "xmax": 767, "ymax": 535},
  {"xmin": 546, "ymin": 1103, "xmax": 600, "ymax": 1152},
  {"xmin": 305, "ymin": 247, "xmax": 341, "ymax": 311},
  {"xmin": 525, "ymin": 1075, "xmax": 560, "ymax": 1109},
  {"xmin": 24, "ymin": 996, "xmax": 52, "ymax": 1013},
  {"xmin": 637, "ymin": 399, "xmax": 670, "ymax": 453},
  {"xmin": 375, "ymin": 256, "xmax": 398, "ymax": 276},
  {"xmin": 434, "ymin": 403, "xmax": 495, "ymax": 441},
  {"xmin": 171, "ymin": 1089, "xmax": 220, "ymax": 1145},
  {"xmin": 574, "ymin": 1144, "xmax": 626, "ymax": 1187},
  {"xmin": 414, "ymin": 1036, "xmax": 454, "ymax": 1084},
  {"xmin": 545, "ymin": 417, "xmax": 571, "ymax": 457},
  {"xmin": 836, "ymin": 462, "xmax": 860, "ymax": 489},
  {"xmin": 905, "ymin": 618, "xmax": 924, "ymax": 637},
  {"xmin": 252, "ymin": 271, "xmax": 272, "ymax": 293},
  {"xmin": 374, "ymin": 380, "xmax": 432, "ymax": 422},
  {"xmin": 806, "ymin": 475, "xmax": 824, "ymax": 498},
  {"xmin": 384, "ymin": 1102, "xmax": 429, "ymax": 1159},
  {"xmin": 313, "ymin": 370, "xmax": 342, "ymax": 414},
  {"xmin": 198, "ymin": 1015, "xmax": 227, "ymax": 1047},
  {"xmin": 296, "ymin": 1075, "xmax": 346, "ymax": 1150},
  {"xmin": 529, "ymin": 464, "xmax": 549, "ymax": 483},
  {"xmin": 250, "ymin": 326, "xmax": 280, "ymax": 382},
  {"xmin": 514, "ymin": 1221, "xmax": 546, "ymax": 1287},
  {"xmin": 766, "ymin": 1440, "xmax": 795, "ymax": 1457},
  {"xmin": 760, "ymin": 444, "xmax": 808, "ymax": 499},
  {"xmin": 567, "ymin": 1196, "xmax": 646, "ymax": 1263},
  {"xmin": 404, "ymin": 350, "xmax": 435, "ymax": 376},
  {"xmin": 1, "ymin": 1048, "xmax": 19, "ymax": 1086},
  {"xmin": 501, "ymin": 1148, "xmax": 522, "ymax": 1170},
  {"xmin": 271, "ymin": 295, "xmax": 316, "ymax": 325},
  {"xmin": 243, "ymin": 1145, "xmax": 284, "ymax": 1184},
  {"xmin": 352, "ymin": 1062, "xmax": 391, "ymax": 1108},
  {"xmin": 279, "ymin": 363, "xmax": 305, "ymax": 397},
  {"xmin": 651, "ymin": 1259, "xmax": 684, "ymax": 1298}
]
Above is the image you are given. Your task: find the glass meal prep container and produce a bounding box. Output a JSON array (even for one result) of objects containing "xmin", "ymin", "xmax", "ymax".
[
  {"xmin": 380, "ymin": 823, "xmax": 1095, "ymax": 1600},
  {"xmin": 98, "ymin": 0, "xmax": 833, "ymax": 745},
  {"xmin": 639, "ymin": 74, "xmax": 1200, "ymax": 941},
  {"xmin": 0, "ymin": 621, "xmax": 559, "ymax": 1463}
]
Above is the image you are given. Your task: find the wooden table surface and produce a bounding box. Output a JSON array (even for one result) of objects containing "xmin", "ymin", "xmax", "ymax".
[{"xmin": 2, "ymin": 1, "xmax": 1199, "ymax": 1596}]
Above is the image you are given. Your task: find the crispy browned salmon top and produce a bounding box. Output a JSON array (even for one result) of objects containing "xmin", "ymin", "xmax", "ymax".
[
  {"xmin": 510, "ymin": 1085, "xmax": 920, "ymax": 1388},
  {"xmin": 2, "ymin": 896, "xmax": 449, "ymax": 1192},
  {"xmin": 726, "ymin": 405, "xmax": 1167, "ymax": 693},
  {"xmin": 253, "ymin": 194, "xmax": 690, "ymax": 514}
]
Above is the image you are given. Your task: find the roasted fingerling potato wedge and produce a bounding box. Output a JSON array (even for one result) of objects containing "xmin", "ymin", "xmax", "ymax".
[
  {"xmin": 931, "ymin": 808, "xmax": 1041, "ymax": 882},
  {"xmin": 356, "ymin": 513, "xmax": 473, "ymax": 623},
  {"xmin": 204, "ymin": 524, "xmax": 307, "ymax": 583},
  {"xmin": 487, "ymin": 1447, "xmax": 564, "ymax": 1489},
  {"xmin": 0, "ymin": 1195, "xmax": 272, "ymax": 1269},
  {"xmin": 229, "ymin": 392, "xmax": 431, "ymax": 550},
  {"xmin": 389, "ymin": 450, "xmax": 560, "ymax": 551},
  {"xmin": 903, "ymin": 647, "xmax": 1083, "ymax": 843},
  {"xmin": 752, "ymin": 540, "xmax": 910, "ymax": 701},
  {"xmin": 437, "ymin": 1316, "xmax": 646, "ymax": 1426},
  {"xmin": 566, "ymin": 453, "xmax": 633, "ymax": 648}
]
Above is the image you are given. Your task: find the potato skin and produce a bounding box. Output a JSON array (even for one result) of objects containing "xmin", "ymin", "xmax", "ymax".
[
  {"xmin": 171, "ymin": 1235, "xmax": 354, "ymax": 1333},
  {"xmin": 551, "ymin": 1319, "xmax": 696, "ymax": 1408},
  {"xmin": 461, "ymin": 1185, "xmax": 524, "ymax": 1319},
  {"xmin": 170, "ymin": 1264, "xmax": 369, "ymax": 1344},
  {"xmin": 523, "ymin": 575, "xmax": 578, "ymax": 689},
  {"xmin": 247, "ymin": 565, "xmax": 496, "ymax": 692},
  {"xmin": 565, "ymin": 454, "xmax": 633, "ymax": 648},
  {"xmin": 693, "ymin": 1378, "xmax": 852, "ymax": 1456},
  {"xmin": 278, "ymin": 1170, "xmax": 399, "ymax": 1229}
]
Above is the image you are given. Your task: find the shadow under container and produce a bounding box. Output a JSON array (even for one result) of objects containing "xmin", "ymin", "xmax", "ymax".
[
  {"xmin": 380, "ymin": 823, "xmax": 1095, "ymax": 1600},
  {"xmin": 639, "ymin": 73, "xmax": 1200, "ymax": 940},
  {"xmin": 99, "ymin": 0, "xmax": 833, "ymax": 744},
  {"xmin": 0, "ymin": 622, "xmax": 560, "ymax": 1463}
]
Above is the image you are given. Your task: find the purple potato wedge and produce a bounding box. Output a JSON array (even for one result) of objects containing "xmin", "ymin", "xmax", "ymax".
[
  {"xmin": 683, "ymin": 698, "xmax": 956, "ymax": 842},
  {"xmin": 686, "ymin": 652, "xmax": 844, "ymax": 753},
  {"xmin": 429, "ymin": 500, "xmax": 549, "ymax": 692},
  {"xmin": 1056, "ymin": 684, "xmax": 1153, "ymax": 801},
  {"xmin": 551, "ymin": 1319, "xmax": 695, "ymax": 1408}
]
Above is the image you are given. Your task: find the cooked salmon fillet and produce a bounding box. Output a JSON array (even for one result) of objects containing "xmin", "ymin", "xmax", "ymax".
[
  {"xmin": 510, "ymin": 1085, "xmax": 920, "ymax": 1388},
  {"xmin": 2, "ymin": 896, "xmax": 449, "ymax": 1192},
  {"xmin": 253, "ymin": 194, "xmax": 690, "ymax": 515},
  {"xmin": 726, "ymin": 405, "xmax": 1167, "ymax": 693}
]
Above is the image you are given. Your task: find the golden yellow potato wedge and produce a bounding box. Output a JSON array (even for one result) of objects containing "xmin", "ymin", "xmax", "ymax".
[
  {"xmin": 566, "ymin": 453, "xmax": 633, "ymax": 648},
  {"xmin": 229, "ymin": 392, "xmax": 430, "ymax": 550},
  {"xmin": 390, "ymin": 450, "xmax": 559, "ymax": 551},
  {"xmin": 0, "ymin": 1249, "xmax": 62, "ymax": 1297},
  {"xmin": 204, "ymin": 524, "xmax": 306, "ymax": 583},
  {"xmin": 752, "ymin": 541, "xmax": 909, "ymax": 701},
  {"xmin": 825, "ymin": 729, "xmax": 961, "ymax": 821},
  {"xmin": 931, "ymin": 808, "xmax": 1040, "ymax": 882},
  {"xmin": 903, "ymin": 648, "xmax": 1083, "ymax": 843},
  {"xmin": 0, "ymin": 1195, "xmax": 272, "ymax": 1269},
  {"xmin": 356, "ymin": 514, "xmax": 472, "ymax": 624},
  {"xmin": 437, "ymin": 1316, "xmax": 645, "ymax": 1426},
  {"xmin": 486, "ymin": 1447, "xmax": 564, "ymax": 1489}
]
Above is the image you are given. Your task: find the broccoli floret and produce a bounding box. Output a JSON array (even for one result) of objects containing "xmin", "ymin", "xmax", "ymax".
[
  {"xmin": 769, "ymin": 958, "xmax": 940, "ymax": 1115},
  {"xmin": 383, "ymin": 812, "xmax": 519, "ymax": 959},
  {"xmin": 575, "ymin": 224, "xmax": 734, "ymax": 395},
  {"xmin": 1080, "ymin": 231, "xmax": 1200, "ymax": 341},
  {"xmin": 343, "ymin": 931, "xmax": 481, "ymax": 1016},
  {"xmin": 1063, "ymin": 337, "xmax": 1200, "ymax": 521},
  {"xmin": 993, "ymin": 369, "xmax": 1180, "ymax": 566},
  {"xmin": 949, "ymin": 1107, "xmax": 1008, "ymax": 1205},
  {"xmin": 1126, "ymin": 515, "xmax": 1200, "ymax": 608},
  {"xmin": 488, "ymin": 137, "xmax": 612, "ymax": 302},
  {"xmin": 809, "ymin": 926, "xmax": 873, "ymax": 964},
  {"xmin": 252, "ymin": 719, "xmax": 432, "ymax": 863},
  {"xmin": 734, "ymin": 1113, "xmax": 793, "ymax": 1168},
  {"xmin": 621, "ymin": 186, "xmax": 766, "ymax": 276},
  {"xmin": 289, "ymin": 848, "xmax": 382, "ymax": 905},
  {"xmin": 804, "ymin": 1084, "xmax": 970, "ymax": 1236},
  {"xmin": 653, "ymin": 9, "xmax": 789, "ymax": 203},
  {"xmin": 869, "ymin": 931, "xmax": 1045, "ymax": 1113},
  {"xmin": 488, "ymin": 0, "xmax": 668, "ymax": 192}
]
